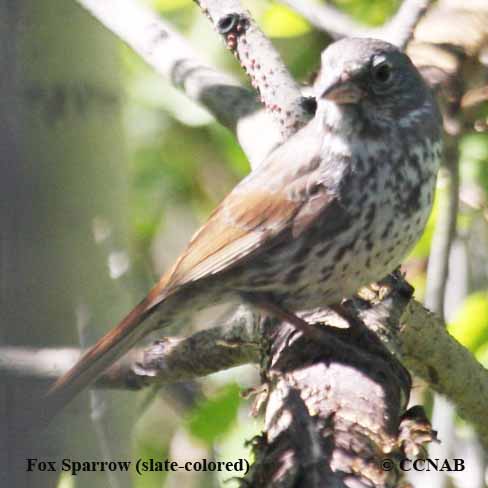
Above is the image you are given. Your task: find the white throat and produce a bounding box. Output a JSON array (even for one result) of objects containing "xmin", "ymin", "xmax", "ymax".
[{"xmin": 315, "ymin": 100, "xmax": 358, "ymax": 138}]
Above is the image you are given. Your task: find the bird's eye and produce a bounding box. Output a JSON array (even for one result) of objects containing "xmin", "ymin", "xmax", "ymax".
[{"xmin": 372, "ymin": 62, "xmax": 393, "ymax": 85}]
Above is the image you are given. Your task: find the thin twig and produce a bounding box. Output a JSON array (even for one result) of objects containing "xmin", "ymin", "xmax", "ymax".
[
  {"xmin": 461, "ymin": 85, "xmax": 488, "ymax": 108},
  {"xmin": 380, "ymin": 0, "xmax": 432, "ymax": 49},
  {"xmin": 401, "ymin": 300, "xmax": 488, "ymax": 450},
  {"xmin": 424, "ymin": 137, "xmax": 460, "ymax": 320},
  {"xmin": 279, "ymin": 0, "xmax": 432, "ymax": 49},
  {"xmin": 278, "ymin": 0, "xmax": 367, "ymax": 40}
]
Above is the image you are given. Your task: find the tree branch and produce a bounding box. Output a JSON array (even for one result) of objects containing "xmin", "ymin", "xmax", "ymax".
[
  {"xmin": 246, "ymin": 309, "xmax": 418, "ymax": 487},
  {"xmin": 0, "ymin": 306, "xmax": 261, "ymax": 389},
  {"xmin": 5, "ymin": 276, "xmax": 488, "ymax": 448},
  {"xmin": 355, "ymin": 274, "xmax": 488, "ymax": 451},
  {"xmin": 380, "ymin": 0, "xmax": 432, "ymax": 49},
  {"xmin": 278, "ymin": 0, "xmax": 432, "ymax": 49},
  {"xmin": 424, "ymin": 139, "xmax": 460, "ymax": 320},
  {"xmin": 277, "ymin": 0, "xmax": 367, "ymax": 40},
  {"xmin": 75, "ymin": 0, "xmax": 281, "ymax": 165},
  {"xmin": 400, "ymin": 301, "xmax": 488, "ymax": 450},
  {"xmin": 194, "ymin": 0, "xmax": 313, "ymax": 138}
]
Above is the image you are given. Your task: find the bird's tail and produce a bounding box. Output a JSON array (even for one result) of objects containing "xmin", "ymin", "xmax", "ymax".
[{"xmin": 39, "ymin": 291, "xmax": 166, "ymax": 427}]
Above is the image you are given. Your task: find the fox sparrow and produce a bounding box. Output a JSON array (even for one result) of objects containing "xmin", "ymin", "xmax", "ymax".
[{"xmin": 44, "ymin": 38, "xmax": 442, "ymax": 420}]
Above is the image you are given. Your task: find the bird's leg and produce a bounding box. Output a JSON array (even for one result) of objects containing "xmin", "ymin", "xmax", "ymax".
[
  {"xmin": 330, "ymin": 301, "xmax": 396, "ymax": 359},
  {"xmin": 329, "ymin": 302, "xmax": 365, "ymax": 335},
  {"xmin": 241, "ymin": 293, "xmax": 327, "ymax": 343}
]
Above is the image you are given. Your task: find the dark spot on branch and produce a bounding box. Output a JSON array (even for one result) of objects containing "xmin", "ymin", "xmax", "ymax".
[
  {"xmin": 217, "ymin": 13, "xmax": 240, "ymax": 34},
  {"xmin": 300, "ymin": 96, "xmax": 317, "ymax": 115}
]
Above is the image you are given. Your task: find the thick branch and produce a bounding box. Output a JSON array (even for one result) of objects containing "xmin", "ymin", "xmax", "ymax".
[
  {"xmin": 246, "ymin": 312, "xmax": 417, "ymax": 487},
  {"xmin": 401, "ymin": 301, "xmax": 488, "ymax": 450},
  {"xmin": 355, "ymin": 274, "xmax": 488, "ymax": 451},
  {"xmin": 195, "ymin": 0, "xmax": 312, "ymax": 138},
  {"xmin": 5, "ymin": 280, "xmax": 488, "ymax": 448},
  {"xmin": 4, "ymin": 298, "xmax": 435, "ymax": 487},
  {"xmin": 75, "ymin": 0, "xmax": 280, "ymax": 165},
  {"xmin": 0, "ymin": 306, "xmax": 261, "ymax": 389}
]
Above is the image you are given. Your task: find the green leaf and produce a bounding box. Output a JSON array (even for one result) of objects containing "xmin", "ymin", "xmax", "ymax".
[
  {"xmin": 262, "ymin": 4, "xmax": 311, "ymax": 37},
  {"xmin": 186, "ymin": 384, "xmax": 241, "ymax": 444},
  {"xmin": 448, "ymin": 291, "xmax": 488, "ymax": 353}
]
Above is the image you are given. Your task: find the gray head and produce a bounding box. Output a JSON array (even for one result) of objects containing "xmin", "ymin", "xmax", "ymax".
[{"xmin": 314, "ymin": 38, "xmax": 437, "ymax": 127}]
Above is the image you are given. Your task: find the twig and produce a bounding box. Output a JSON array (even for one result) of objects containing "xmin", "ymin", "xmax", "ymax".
[
  {"xmin": 74, "ymin": 0, "xmax": 315, "ymax": 165},
  {"xmin": 380, "ymin": 0, "xmax": 432, "ymax": 49},
  {"xmin": 75, "ymin": 0, "xmax": 280, "ymax": 165},
  {"xmin": 195, "ymin": 0, "xmax": 312, "ymax": 138},
  {"xmin": 461, "ymin": 85, "xmax": 488, "ymax": 108},
  {"xmin": 424, "ymin": 137, "xmax": 460, "ymax": 320},
  {"xmin": 0, "ymin": 306, "xmax": 261, "ymax": 388},
  {"xmin": 278, "ymin": 0, "xmax": 367, "ymax": 40},
  {"xmin": 278, "ymin": 0, "xmax": 433, "ymax": 49}
]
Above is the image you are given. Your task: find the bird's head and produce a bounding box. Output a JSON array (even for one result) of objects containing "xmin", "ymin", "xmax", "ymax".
[{"xmin": 314, "ymin": 38, "xmax": 436, "ymax": 129}]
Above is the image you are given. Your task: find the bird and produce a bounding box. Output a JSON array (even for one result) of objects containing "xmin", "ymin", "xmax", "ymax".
[{"xmin": 42, "ymin": 37, "xmax": 442, "ymax": 423}]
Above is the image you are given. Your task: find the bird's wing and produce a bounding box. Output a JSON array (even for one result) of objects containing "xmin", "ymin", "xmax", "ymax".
[
  {"xmin": 164, "ymin": 186, "xmax": 319, "ymax": 287},
  {"xmin": 152, "ymin": 122, "xmax": 348, "ymax": 301}
]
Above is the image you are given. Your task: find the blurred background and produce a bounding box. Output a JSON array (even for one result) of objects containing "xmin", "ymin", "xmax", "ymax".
[{"xmin": 1, "ymin": 0, "xmax": 487, "ymax": 487}]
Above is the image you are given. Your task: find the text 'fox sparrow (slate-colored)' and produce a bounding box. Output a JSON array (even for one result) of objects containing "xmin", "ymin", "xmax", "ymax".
[{"xmin": 43, "ymin": 38, "xmax": 443, "ymax": 421}]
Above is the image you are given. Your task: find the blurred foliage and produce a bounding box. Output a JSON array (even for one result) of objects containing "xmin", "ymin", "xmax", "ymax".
[
  {"xmin": 133, "ymin": 443, "xmax": 171, "ymax": 488},
  {"xmin": 262, "ymin": 4, "xmax": 311, "ymax": 37},
  {"xmin": 114, "ymin": 0, "xmax": 488, "ymax": 486},
  {"xmin": 460, "ymin": 132, "xmax": 488, "ymax": 189},
  {"xmin": 334, "ymin": 0, "xmax": 399, "ymax": 25},
  {"xmin": 449, "ymin": 291, "xmax": 488, "ymax": 354},
  {"xmin": 185, "ymin": 383, "xmax": 241, "ymax": 444}
]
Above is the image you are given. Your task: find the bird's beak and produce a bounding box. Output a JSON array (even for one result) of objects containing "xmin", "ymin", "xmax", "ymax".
[{"xmin": 318, "ymin": 74, "xmax": 363, "ymax": 104}]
